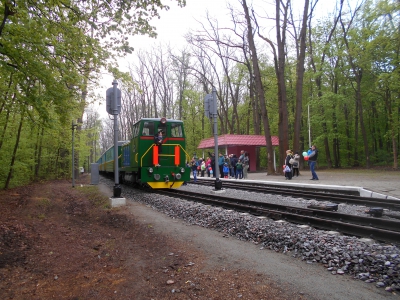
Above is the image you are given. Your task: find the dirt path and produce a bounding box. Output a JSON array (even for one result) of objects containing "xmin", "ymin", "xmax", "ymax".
[
  {"xmin": 0, "ymin": 172, "xmax": 398, "ymax": 299},
  {"xmin": 124, "ymin": 193, "xmax": 398, "ymax": 300},
  {"xmin": 0, "ymin": 176, "xmax": 295, "ymax": 299}
]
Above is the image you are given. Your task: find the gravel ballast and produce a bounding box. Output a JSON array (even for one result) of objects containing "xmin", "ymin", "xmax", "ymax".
[{"xmin": 101, "ymin": 177, "xmax": 400, "ymax": 297}]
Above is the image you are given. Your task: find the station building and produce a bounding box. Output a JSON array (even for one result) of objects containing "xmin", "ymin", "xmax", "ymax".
[{"xmin": 197, "ymin": 134, "xmax": 279, "ymax": 172}]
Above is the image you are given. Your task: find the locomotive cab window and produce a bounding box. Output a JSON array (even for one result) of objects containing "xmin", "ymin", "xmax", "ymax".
[
  {"xmin": 157, "ymin": 125, "xmax": 166, "ymax": 136},
  {"xmin": 132, "ymin": 124, "xmax": 140, "ymax": 137},
  {"xmin": 142, "ymin": 122, "xmax": 154, "ymax": 136},
  {"xmin": 171, "ymin": 123, "xmax": 183, "ymax": 137}
]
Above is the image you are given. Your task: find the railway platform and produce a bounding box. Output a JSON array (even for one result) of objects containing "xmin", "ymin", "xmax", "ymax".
[{"xmin": 195, "ymin": 169, "xmax": 400, "ymax": 200}]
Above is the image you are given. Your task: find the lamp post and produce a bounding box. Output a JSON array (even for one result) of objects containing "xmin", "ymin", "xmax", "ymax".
[{"xmin": 71, "ymin": 120, "xmax": 78, "ymax": 187}]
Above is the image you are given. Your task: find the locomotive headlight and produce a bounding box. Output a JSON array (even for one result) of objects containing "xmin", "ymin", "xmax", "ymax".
[
  {"xmin": 175, "ymin": 173, "xmax": 182, "ymax": 180},
  {"xmin": 180, "ymin": 167, "xmax": 185, "ymax": 173},
  {"xmin": 148, "ymin": 167, "xmax": 154, "ymax": 173},
  {"xmin": 154, "ymin": 174, "xmax": 160, "ymax": 180}
]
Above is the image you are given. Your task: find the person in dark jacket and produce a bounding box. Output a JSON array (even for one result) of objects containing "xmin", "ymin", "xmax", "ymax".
[
  {"xmin": 284, "ymin": 150, "xmax": 293, "ymax": 180},
  {"xmin": 190, "ymin": 157, "xmax": 198, "ymax": 182},
  {"xmin": 242, "ymin": 152, "xmax": 250, "ymax": 179},
  {"xmin": 208, "ymin": 152, "xmax": 216, "ymax": 178},
  {"xmin": 154, "ymin": 130, "xmax": 163, "ymax": 153},
  {"xmin": 229, "ymin": 154, "xmax": 238, "ymax": 178},
  {"xmin": 308, "ymin": 145, "xmax": 319, "ymax": 180},
  {"xmin": 218, "ymin": 153, "xmax": 225, "ymax": 178}
]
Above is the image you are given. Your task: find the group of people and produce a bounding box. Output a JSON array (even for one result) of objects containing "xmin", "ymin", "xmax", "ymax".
[
  {"xmin": 284, "ymin": 145, "xmax": 319, "ymax": 180},
  {"xmin": 189, "ymin": 145, "xmax": 319, "ymax": 182},
  {"xmin": 189, "ymin": 150, "xmax": 250, "ymax": 182}
]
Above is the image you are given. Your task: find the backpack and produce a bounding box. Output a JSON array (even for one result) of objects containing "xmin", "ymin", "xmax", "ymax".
[{"xmin": 236, "ymin": 162, "xmax": 243, "ymax": 170}]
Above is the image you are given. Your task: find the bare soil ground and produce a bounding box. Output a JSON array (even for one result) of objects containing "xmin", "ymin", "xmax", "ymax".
[{"xmin": 0, "ymin": 175, "xmax": 303, "ymax": 299}]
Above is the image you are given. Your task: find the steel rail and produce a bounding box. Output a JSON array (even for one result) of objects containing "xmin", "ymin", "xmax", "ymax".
[
  {"xmin": 157, "ymin": 189, "xmax": 400, "ymax": 244},
  {"xmin": 193, "ymin": 179, "xmax": 400, "ymax": 211}
]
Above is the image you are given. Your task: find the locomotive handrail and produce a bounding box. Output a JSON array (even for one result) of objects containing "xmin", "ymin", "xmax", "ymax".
[
  {"xmin": 140, "ymin": 143, "xmax": 190, "ymax": 167},
  {"xmin": 140, "ymin": 145, "xmax": 155, "ymax": 167}
]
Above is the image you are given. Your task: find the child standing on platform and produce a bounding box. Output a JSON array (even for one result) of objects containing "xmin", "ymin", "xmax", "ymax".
[
  {"xmin": 223, "ymin": 163, "xmax": 229, "ymax": 178},
  {"xmin": 236, "ymin": 159, "xmax": 243, "ymax": 179}
]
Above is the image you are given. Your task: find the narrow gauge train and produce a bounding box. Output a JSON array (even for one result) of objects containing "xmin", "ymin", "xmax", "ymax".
[{"xmin": 97, "ymin": 118, "xmax": 191, "ymax": 188}]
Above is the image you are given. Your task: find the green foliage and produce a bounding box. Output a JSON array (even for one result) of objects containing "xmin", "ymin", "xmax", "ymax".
[
  {"xmin": 180, "ymin": 88, "xmax": 210, "ymax": 157},
  {"xmin": 77, "ymin": 185, "xmax": 110, "ymax": 209},
  {"xmin": 0, "ymin": 0, "xmax": 186, "ymax": 189}
]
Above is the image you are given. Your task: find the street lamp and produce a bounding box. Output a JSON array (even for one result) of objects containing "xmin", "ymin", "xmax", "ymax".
[{"xmin": 71, "ymin": 120, "xmax": 78, "ymax": 187}]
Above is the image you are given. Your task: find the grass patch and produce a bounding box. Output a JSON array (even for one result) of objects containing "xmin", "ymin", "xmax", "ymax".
[
  {"xmin": 76, "ymin": 185, "xmax": 110, "ymax": 209},
  {"xmin": 37, "ymin": 198, "xmax": 52, "ymax": 208}
]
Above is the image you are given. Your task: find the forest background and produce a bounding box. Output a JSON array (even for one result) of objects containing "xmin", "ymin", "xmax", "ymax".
[{"xmin": 0, "ymin": 0, "xmax": 399, "ymax": 189}]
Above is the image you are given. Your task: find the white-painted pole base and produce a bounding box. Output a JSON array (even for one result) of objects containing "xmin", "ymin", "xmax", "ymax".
[{"xmin": 109, "ymin": 197, "xmax": 126, "ymax": 208}]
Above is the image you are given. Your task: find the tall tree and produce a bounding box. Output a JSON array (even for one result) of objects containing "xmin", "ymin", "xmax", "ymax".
[
  {"xmin": 340, "ymin": 2, "xmax": 370, "ymax": 167},
  {"xmin": 291, "ymin": 0, "xmax": 311, "ymax": 154},
  {"xmin": 241, "ymin": 0, "xmax": 275, "ymax": 174},
  {"xmin": 308, "ymin": 0, "xmax": 344, "ymax": 168}
]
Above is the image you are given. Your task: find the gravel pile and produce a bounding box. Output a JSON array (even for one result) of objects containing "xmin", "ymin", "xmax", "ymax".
[{"xmin": 102, "ymin": 178, "xmax": 400, "ymax": 292}]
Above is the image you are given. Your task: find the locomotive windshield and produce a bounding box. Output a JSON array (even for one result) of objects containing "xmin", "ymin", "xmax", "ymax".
[
  {"xmin": 157, "ymin": 124, "xmax": 167, "ymax": 136},
  {"xmin": 142, "ymin": 122, "xmax": 154, "ymax": 136},
  {"xmin": 170, "ymin": 122, "xmax": 183, "ymax": 137}
]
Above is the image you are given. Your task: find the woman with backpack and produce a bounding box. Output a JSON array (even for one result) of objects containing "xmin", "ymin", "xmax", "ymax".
[{"xmin": 284, "ymin": 150, "xmax": 293, "ymax": 180}]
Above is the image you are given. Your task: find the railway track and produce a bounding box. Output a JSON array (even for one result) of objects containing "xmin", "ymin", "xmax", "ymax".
[
  {"xmin": 154, "ymin": 188, "xmax": 400, "ymax": 244},
  {"xmin": 193, "ymin": 178, "xmax": 400, "ymax": 211}
]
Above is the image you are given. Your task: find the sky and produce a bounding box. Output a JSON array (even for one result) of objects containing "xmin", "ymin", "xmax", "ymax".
[
  {"xmin": 94, "ymin": 0, "xmax": 234, "ymax": 119},
  {"xmin": 96, "ymin": 0, "xmax": 231, "ymax": 118},
  {"xmin": 93, "ymin": 0, "xmax": 344, "ymax": 119}
]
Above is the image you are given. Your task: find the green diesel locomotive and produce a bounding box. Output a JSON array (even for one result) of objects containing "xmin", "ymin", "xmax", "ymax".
[{"xmin": 97, "ymin": 118, "xmax": 191, "ymax": 188}]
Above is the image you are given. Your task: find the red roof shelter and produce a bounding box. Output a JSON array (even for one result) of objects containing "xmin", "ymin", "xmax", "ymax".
[{"xmin": 197, "ymin": 134, "xmax": 279, "ymax": 172}]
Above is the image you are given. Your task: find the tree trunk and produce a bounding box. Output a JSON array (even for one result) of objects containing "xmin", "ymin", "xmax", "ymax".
[
  {"xmin": 275, "ymin": 0, "xmax": 290, "ymax": 169},
  {"xmin": 242, "ymin": 0, "xmax": 275, "ymax": 174},
  {"xmin": 340, "ymin": 6, "xmax": 370, "ymax": 168},
  {"xmin": 35, "ymin": 127, "xmax": 44, "ymax": 180},
  {"xmin": 293, "ymin": 0, "xmax": 310, "ymax": 154},
  {"xmin": 355, "ymin": 74, "xmax": 370, "ymax": 168},
  {"xmin": 384, "ymin": 88, "xmax": 398, "ymax": 169},
  {"xmin": 5, "ymin": 109, "xmax": 25, "ymax": 189},
  {"xmin": 307, "ymin": 1, "xmax": 343, "ymax": 169}
]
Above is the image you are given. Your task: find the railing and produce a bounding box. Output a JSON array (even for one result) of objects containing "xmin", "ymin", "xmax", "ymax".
[{"xmin": 140, "ymin": 144, "xmax": 190, "ymax": 167}]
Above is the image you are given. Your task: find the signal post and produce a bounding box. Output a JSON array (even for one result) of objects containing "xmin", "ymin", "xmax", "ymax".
[
  {"xmin": 106, "ymin": 80, "xmax": 126, "ymax": 207},
  {"xmin": 204, "ymin": 87, "xmax": 224, "ymax": 192}
]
